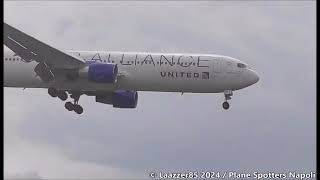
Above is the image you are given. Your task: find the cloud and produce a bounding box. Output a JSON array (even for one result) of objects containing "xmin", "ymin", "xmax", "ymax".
[
  {"xmin": 4, "ymin": 1, "xmax": 316, "ymax": 179},
  {"xmin": 5, "ymin": 172, "xmax": 43, "ymax": 180}
]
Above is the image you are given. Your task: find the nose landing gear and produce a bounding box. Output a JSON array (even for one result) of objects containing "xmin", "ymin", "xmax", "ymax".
[
  {"xmin": 222, "ymin": 101, "xmax": 230, "ymax": 110},
  {"xmin": 222, "ymin": 90, "xmax": 233, "ymax": 110}
]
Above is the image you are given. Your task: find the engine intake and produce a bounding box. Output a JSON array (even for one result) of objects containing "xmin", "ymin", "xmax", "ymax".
[
  {"xmin": 79, "ymin": 63, "xmax": 118, "ymax": 83},
  {"xmin": 96, "ymin": 90, "xmax": 138, "ymax": 108}
]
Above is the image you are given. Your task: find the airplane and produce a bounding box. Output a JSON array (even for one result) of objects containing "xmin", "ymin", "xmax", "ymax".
[{"xmin": 3, "ymin": 22, "xmax": 259, "ymax": 114}]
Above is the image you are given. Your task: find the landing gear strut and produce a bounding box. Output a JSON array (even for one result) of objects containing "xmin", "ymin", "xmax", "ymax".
[
  {"xmin": 65, "ymin": 93, "xmax": 83, "ymax": 114},
  {"xmin": 222, "ymin": 90, "xmax": 233, "ymax": 110}
]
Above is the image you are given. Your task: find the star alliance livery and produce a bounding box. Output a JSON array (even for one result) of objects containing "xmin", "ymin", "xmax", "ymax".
[{"xmin": 3, "ymin": 22, "xmax": 259, "ymax": 114}]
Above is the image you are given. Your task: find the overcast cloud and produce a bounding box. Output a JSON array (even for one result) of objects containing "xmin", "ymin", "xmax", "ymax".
[{"xmin": 4, "ymin": 1, "xmax": 316, "ymax": 179}]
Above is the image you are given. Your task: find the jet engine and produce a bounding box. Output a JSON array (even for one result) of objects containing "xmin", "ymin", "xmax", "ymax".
[
  {"xmin": 96, "ymin": 90, "xmax": 138, "ymax": 108},
  {"xmin": 79, "ymin": 63, "xmax": 118, "ymax": 83}
]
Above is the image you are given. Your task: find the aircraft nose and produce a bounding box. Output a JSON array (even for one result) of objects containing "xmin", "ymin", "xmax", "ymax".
[{"xmin": 247, "ymin": 69, "xmax": 259, "ymax": 85}]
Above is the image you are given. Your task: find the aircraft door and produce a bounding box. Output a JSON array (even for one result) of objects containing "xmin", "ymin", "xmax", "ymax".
[{"xmin": 212, "ymin": 58, "xmax": 222, "ymax": 77}]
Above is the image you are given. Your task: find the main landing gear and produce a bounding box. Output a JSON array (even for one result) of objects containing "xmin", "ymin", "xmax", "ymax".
[
  {"xmin": 48, "ymin": 87, "xmax": 68, "ymax": 101},
  {"xmin": 222, "ymin": 90, "xmax": 233, "ymax": 110},
  {"xmin": 48, "ymin": 87, "xmax": 84, "ymax": 114},
  {"xmin": 65, "ymin": 93, "xmax": 83, "ymax": 114}
]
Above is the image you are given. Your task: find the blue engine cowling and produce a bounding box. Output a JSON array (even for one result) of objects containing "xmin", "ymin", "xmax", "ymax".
[
  {"xmin": 112, "ymin": 90, "xmax": 138, "ymax": 108},
  {"xmin": 88, "ymin": 64, "xmax": 118, "ymax": 83},
  {"xmin": 95, "ymin": 90, "xmax": 138, "ymax": 108}
]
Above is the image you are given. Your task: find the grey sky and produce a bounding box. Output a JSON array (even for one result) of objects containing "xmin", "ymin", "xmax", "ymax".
[{"xmin": 4, "ymin": 1, "xmax": 316, "ymax": 179}]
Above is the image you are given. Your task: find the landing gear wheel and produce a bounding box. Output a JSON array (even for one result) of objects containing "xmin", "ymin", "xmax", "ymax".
[
  {"xmin": 58, "ymin": 91, "xmax": 68, "ymax": 101},
  {"xmin": 222, "ymin": 101, "xmax": 230, "ymax": 110},
  {"xmin": 48, "ymin": 87, "xmax": 58, "ymax": 97},
  {"xmin": 74, "ymin": 105, "xmax": 83, "ymax": 114},
  {"xmin": 65, "ymin": 92, "xmax": 84, "ymax": 114},
  {"xmin": 222, "ymin": 90, "xmax": 233, "ymax": 110},
  {"xmin": 65, "ymin": 102, "xmax": 74, "ymax": 111}
]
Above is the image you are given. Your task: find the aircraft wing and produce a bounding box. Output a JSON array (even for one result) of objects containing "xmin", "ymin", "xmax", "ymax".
[{"xmin": 3, "ymin": 22, "xmax": 86, "ymax": 69}]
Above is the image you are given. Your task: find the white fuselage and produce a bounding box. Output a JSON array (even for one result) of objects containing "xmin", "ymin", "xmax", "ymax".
[{"xmin": 4, "ymin": 49, "xmax": 259, "ymax": 93}]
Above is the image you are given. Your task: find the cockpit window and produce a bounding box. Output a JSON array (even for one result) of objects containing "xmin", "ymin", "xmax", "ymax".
[{"xmin": 237, "ymin": 63, "xmax": 246, "ymax": 68}]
